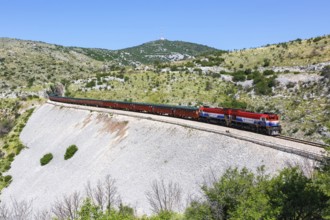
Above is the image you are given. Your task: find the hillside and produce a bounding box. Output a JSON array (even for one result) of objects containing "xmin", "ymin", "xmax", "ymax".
[
  {"xmin": 0, "ymin": 103, "xmax": 313, "ymax": 215},
  {"xmin": 227, "ymin": 36, "xmax": 330, "ymax": 68},
  {"xmin": 0, "ymin": 38, "xmax": 104, "ymax": 97},
  {"xmin": 0, "ymin": 38, "xmax": 219, "ymax": 97},
  {"xmin": 0, "ymin": 35, "xmax": 330, "ymax": 143},
  {"xmin": 189, "ymin": 35, "xmax": 330, "ymax": 70}
]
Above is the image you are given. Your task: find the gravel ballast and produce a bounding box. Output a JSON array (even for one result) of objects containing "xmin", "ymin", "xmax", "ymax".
[{"xmin": 0, "ymin": 103, "xmax": 314, "ymax": 215}]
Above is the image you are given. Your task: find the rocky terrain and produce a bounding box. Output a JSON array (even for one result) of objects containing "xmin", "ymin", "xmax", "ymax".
[{"xmin": 0, "ymin": 103, "xmax": 315, "ymax": 215}]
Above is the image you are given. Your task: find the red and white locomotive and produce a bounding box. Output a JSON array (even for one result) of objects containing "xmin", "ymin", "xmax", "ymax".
[
  {"xmin": 199, "ymin": 106, "xmax": 281, "ymax": 136},
  {"xmin": 49, "ymin": 96, "xmax": 281, "ymax": 136}
]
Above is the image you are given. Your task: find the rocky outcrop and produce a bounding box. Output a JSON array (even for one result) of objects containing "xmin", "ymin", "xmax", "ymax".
[{"xmin": 259, "ymin": 61, "xmax": 330, "ymax": 73}]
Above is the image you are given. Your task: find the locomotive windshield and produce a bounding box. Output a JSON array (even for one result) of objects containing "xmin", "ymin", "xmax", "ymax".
[{"xmin": 268, "ymin": 115, "xmax": 278, "ymax": 120}]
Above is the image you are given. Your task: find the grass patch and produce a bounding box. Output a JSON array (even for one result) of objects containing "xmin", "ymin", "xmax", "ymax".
[
  {"xmin": 64, "ymin": 145, "xmax": 78, "ymax": 160},
  {"xmin": 40, "ymin": 153, "xmax": 53, "ymax": 166}
]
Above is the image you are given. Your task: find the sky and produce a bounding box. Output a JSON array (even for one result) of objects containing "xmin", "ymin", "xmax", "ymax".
[{"xmin": 1, "ymin": 0, "xmax": 329, "ymax": 50}]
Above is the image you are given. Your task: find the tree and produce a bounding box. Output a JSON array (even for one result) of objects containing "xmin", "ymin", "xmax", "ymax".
[
  {"xmin": 52, "ymin": 191, "xmax": 81, "ymax": 220},
  {"xmin": 200, "ymin": 167, "xmax": 255, "ymax": 219},
  {"xmin": 76, "ymin": 198, "xmax": 103, "ymax": 220},
  {"xmin": 268, "ymin": 167, "xmax": 329, "ymax": 219},
  {"xmin": 146, "ymin": 179, "xmax": 182, "ymax": 214},
  {"xmin": 84, "ymin": 175, "xmax": 119, "ymax": 211},
  {"xmin": 0, "ymin": 199, "xmax": 33, "ymax": 220},
  {"xmin": 315, "ymin": 148, "xmax": 330, "ymax": 218},
  {"xmin": 184, "ymin": 200, "xmax": 213, "ymax": 220}
]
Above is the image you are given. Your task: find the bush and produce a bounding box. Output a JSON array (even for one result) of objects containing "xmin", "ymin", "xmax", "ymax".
[
  {"xmin": 186, "ymin": 166, "xmax": 329, "ymax": 220},
  {"xmin": 263, "ymin": 58, "xmax": 270, "ymax": 67},
  {"xmin": 4, "ymin": 175, "xmax": 12, "ymax": 183},
  {"xmin": 321, "ymin": 65, "xmax": 330, "ymax": 79},
  {"xmin": 232, "ymin": 71, "xmax": 246, "ymax": 82},
  {"xmin": 0, "ymin": 119, "xmax": 14, "ymax": 137},
  {"xmin": 232, "ymin": 74, "xmax": 246, "ymax": 82},
  {"xmin": 85, "ymin": 80, "xmax": 96, "ymax": 88},
  {"xmin": 263, "ymin": 69, "xmax": 275, "ymax": 76},
  {"xmin": 254, "ymin": 80, "xmax": 272, "ymax": 95},
  {"xmin": 40, "ymin": 153, "xmax": 53, "ymax": 166},
  {"xmin": 64, "ymin": 145, "xmax": 78, "ymax": 160},
  {"xmin": 313, "ymin": 36, "xmax": 323, "ymax": 42},
  {"xmin": 251, "ymin": 72, "xmax": 276, "ymax": 95}
]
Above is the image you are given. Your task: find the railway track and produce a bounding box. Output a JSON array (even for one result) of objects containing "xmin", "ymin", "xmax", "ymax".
[
  {"xmin": 49, "ymin": 101, "xmax": 326, "ymax": 161},
  {"xmin": 276, "ymin": 135, "xmax": 328, "ymax": 148}
]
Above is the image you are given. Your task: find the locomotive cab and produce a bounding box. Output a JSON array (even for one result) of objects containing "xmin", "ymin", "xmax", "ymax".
[{"xmin": 265, "ymin": 114, "xmax": 281, "ymax": 136}]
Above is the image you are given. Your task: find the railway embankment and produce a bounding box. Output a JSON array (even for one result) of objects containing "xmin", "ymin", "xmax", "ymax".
[{"xmin": 0, "ymin": 102, "xmax": 322, "ymax": 215}]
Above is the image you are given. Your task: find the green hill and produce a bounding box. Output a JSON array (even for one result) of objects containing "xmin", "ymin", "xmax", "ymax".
[
  {"xmin": 116, "ymin": 39, "xmax": 220, "ymax": 65},
  {"xmin": 69, "ymin": 39, "xmax": 220, "ymax": 65}
]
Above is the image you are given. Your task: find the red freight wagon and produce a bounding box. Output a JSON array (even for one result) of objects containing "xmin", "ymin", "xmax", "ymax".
[
  {"xmin": 115, "ymin": 102, "xmax": 132, "ymax": 110},
  {"xmin": 152, "ymin": 106, "xmax": 174, "ymax": 116},
  {"xmin": 173, "ymin": 108, "xmax": 199, "ymax": 119},
  {"xmin": 83, "ymin": 99, "xmax": 104, "ymax": 107},
  {"xmin": 132, "ymin": 103, "xmax": 153, "ymax": 112},
  {"xmin": 102, "ymin": 100, "xmax": 118, "ymax": 108}
]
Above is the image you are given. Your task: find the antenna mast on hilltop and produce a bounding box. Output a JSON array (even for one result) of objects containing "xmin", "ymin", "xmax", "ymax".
[{"xmin": 160, "ymin": 27, "xmax": 166, "ymax": 40}]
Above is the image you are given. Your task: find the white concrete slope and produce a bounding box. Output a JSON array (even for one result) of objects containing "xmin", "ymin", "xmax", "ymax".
[{"xmin": 1, "ymin": 103, "xmax": 314, "ymax": 215}]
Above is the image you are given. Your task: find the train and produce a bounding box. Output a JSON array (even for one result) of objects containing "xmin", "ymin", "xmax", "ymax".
[{"xmin": 49, "ymin": 95, "xmax": 282, "ymax": 136}]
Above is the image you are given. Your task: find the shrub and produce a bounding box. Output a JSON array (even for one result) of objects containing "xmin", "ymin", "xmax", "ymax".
[
  {"xmin": 64, "ymin": 145, "xmax": 78, "ymax": 160},
  {"xmin": 232, "ymin": 74, "xmax": 246, "ymax": 82},
  {"xmin": 244, "ymin": 69, "xmax": 252, "ymax": 75},
  {"xmin": 232, "ymin": 71, "xmax": 246, "ymax": 82},
  {"xmin": 263, "ymin": 69, "xmax": 275, "ymax": 76},
  {"xmin": 321, "ymin": 65, "xmax": 330, "ymax": 79},
  {"xmin": 40, "ymin": 153, "xmax": 53, "ymax": 166},
  {"xmin": 4, "ymin": 175, "xmax": 12, "ymax": 183},
  {"xmin": 85, "ymin": 80, "xmax": 96, "ymax": 88},
  {"xmin": 263, "ymin": 58, "xmax": 270, "ymax": 67},
  {"xmin": 313, "ymin": 36, "xmax": 323, "ymax": 42},
  {"xmin": 254, "ymin": 80, "xmax": 272, "ymax": 95}
]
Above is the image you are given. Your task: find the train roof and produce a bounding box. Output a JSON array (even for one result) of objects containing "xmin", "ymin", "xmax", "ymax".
[{"xmin": 50, "ymin": 96, "xmax": 198, "ymax": 111}]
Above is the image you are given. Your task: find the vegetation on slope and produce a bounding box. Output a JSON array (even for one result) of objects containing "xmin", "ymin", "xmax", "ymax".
[
  {"xmin": 1, "ymin": 158, "xmax": 330, "ymax": 219},
  {"xmin": 0, "ymin": 99, "xmax": 36, "ymax": 190},
  {"xmin": 194, "ymin": 35, "xmax": 330, "ymax": 70},
  {"xmin": 71, "ymin": 70, "xmax": 237, "ymax": 106},
  {"xmin": 67, "ymin": 65, "xmax": 330, "ymax": 143}
]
